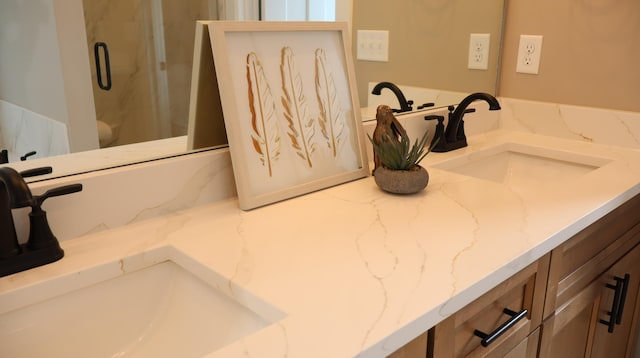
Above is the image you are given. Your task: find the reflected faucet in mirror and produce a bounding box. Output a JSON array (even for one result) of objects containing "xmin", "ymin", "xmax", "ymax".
[
  {"xmin": 427, "ymin": 92, "xmax": 501, "ymax": 152},
  {"xmin": 371, "ymin": 82, "xmax": 414, "ymax": 113}
]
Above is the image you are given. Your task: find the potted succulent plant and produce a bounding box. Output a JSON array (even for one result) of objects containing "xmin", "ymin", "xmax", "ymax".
[{"xmin": 368, "ymin": 128, "xmax": 433, "ymax": 194}]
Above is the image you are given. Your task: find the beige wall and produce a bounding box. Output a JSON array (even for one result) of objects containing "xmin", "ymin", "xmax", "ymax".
[
  {"xmin": 498, "ymin": 0, "xmax": 640, "ymax": 112},
  {"xmin": 352, "ymin": 0, "xmax": 504, "ymax": 105}
]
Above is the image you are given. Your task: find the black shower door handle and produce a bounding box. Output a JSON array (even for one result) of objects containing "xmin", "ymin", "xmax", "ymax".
[{"xmin": 94, "ymin": 42, "xmax": 112, "ymax": 91}]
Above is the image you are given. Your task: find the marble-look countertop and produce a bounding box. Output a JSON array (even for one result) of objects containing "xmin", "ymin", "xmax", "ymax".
[{"xmin": 3, "ymin": 129, "xmax": 640, "ymax": 357}]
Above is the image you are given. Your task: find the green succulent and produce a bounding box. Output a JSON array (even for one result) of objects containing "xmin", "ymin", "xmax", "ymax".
[{"xmin": 368, "ymin": 129, "xmax": 434, "ymax": 170}]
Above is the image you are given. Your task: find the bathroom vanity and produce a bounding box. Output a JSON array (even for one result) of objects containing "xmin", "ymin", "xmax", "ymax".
[
  {"xmin": 394, "ymin": 193, "xmax": 640, "ymax": 357},
  {"xmin": 2, "ymin": 99, "xmax": 640, "ymax": 357}
]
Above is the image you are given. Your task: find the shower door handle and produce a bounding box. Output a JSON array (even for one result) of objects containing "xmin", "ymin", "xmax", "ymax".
[{"xmin": 94, "ymin": 42, "xmax": 112, "ymax": 91}]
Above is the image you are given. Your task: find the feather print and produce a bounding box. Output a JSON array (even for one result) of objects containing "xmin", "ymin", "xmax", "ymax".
[
  {"xmin": 280, "ymin": 46, "xmax": 316, "ymax": 168},
  {"xmin": 246, "ymin": 52, "xmax": 281, "ymax": 176},
  {"xmin": 315, "ymin": 48, "xmax": 346, "ymax": 158}
]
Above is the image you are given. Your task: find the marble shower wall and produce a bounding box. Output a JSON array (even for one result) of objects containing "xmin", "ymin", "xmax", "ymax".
[
  {"xmin": 83, "ymin": 0, "xmax": 217, "ymax": 147},
  {"xmin": 0, "ymin": 99, "xmax": 70, "ymax": 162}
]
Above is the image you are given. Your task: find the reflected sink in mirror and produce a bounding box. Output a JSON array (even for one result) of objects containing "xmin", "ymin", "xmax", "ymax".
[
  {"xmin": 0, "ymin": 260, "xmax": 284, "ymax": 357},
  {"xmin": 431, "ymin": 143, "xmax": 613, "ymax": 189}
]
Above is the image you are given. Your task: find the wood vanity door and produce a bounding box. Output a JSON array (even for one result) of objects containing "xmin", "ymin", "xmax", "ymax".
[
  {"xmin": 590, "ymin": 243, "xmax": 640, "ymax": 358},
  {"xmin": 538, "ymin": 276, "xmax": 603, "ymax": 357},
  {"xmin": 540, "ymin": 243, "xmax": 640, "ymax": 358}
]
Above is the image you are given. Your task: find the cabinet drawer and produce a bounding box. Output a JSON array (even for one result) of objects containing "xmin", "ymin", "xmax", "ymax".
[{"xmin": 429, "ymin": 254, "xmax": 549, "ymax": 357}]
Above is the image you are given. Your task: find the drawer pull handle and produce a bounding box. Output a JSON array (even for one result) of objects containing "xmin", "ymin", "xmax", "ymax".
[
  {"xmin": 600, "ymin": 274, "xmax": 631, "ymax": 333},
  {"xmin": 615, "ymin": 274, "xmax": 631, "ymax": 324},
  {"xmin": 473, "ymin": 308, "xmax": 528, "ymax": 347}
]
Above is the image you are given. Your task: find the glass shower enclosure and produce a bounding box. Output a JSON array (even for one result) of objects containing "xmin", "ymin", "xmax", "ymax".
[{"xmin": 83, "ymin": 0, "xmax": 219, "ymax": 148}]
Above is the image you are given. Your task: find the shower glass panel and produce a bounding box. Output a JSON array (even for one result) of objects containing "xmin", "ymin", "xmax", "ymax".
[{"xmin": 82, "ymin": 0, "xmax": 219, "ymax": 148}]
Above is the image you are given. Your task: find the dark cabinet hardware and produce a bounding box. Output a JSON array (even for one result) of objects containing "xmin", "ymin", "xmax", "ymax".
[
  {"xmin": 473, "ymin": 308, "xmax": 528, "ymax": 347},
  {"xmin": 615, "ymin": 274, "xmax": 630, "ymax": 324},
  {"xmin": 94, "ymin": 42, "xmax": 112, "ymax": 91},
  {"xmin": 600, "ymin": 274, "xmax": 631, "ymax": 333}
]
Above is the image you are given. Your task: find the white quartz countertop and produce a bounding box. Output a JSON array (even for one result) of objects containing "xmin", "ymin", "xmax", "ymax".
[{"xmin": 3, "ymin": 129, "xmax": 640, "ymax": 357}]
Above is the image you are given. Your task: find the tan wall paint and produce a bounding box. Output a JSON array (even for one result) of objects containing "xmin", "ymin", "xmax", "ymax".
[
  {"xmin": 352, "ymin": 0, "xmax": 504, "ymax": 106},
  {"xmin": 498, "ymin": 0, "xmax": 640, "ymax": 112}
]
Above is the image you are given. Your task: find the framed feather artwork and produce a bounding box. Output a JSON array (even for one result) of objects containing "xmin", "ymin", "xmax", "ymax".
[{"xmin": 205, "ymin": 21, "xmax": 370, "ymax": 210}]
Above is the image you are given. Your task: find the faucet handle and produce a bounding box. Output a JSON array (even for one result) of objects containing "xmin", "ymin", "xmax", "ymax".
[
  {"xmin": 424, "ymin": 114, "xmax": 445, "ymax": 123},
  {"xmin": 20, "ymin": 167, "xmax": 53, "ymax": 178},
  {"xmin": 31, "ymin": 184, "xmax": 83, "ymax": 208},
  {"xmin": 27, "ymin": 184, "xmax": 82, "ymax": 252},
  {"xmin": 20, "ymin": 151, "xmax": 37, "ymax": 161},
  {"xmin": 407, "ymin": 100, "xmax": 414, "ymax": 111},
  {"xmin": 424, "ymin": 115, "xmax": 445, "ymax": 150},
  {"xmin": 448, "ymin": 105, "xmax": 476, "ymax": 115}
]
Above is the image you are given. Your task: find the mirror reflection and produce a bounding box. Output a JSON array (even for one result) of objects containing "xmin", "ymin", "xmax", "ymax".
[{"xmin": 0, "ymin": 0, "xmax": 505, "ymax": 181}]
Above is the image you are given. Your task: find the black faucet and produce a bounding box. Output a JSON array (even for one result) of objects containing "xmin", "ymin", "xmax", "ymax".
[
  {"xmin": 0, "ymin": 167, "xmax": 34, "ymax": 259},
  {"xmin": 427, "ymin": 92, "xmax": 501, "ymax": 152},
  {"xmin": 371, "ymin": 82, "xmax": 414, "ymax": 113},
  {"xmin": 0, "ymin": 150, "xmax": 8, "ymax": 164},
  {"xmin": 0, "ymin": 167, "xmax": 82, "ymax": 277}
]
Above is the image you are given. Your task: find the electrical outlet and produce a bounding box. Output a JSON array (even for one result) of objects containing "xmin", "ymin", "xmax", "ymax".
[
  {"xmin": 468, "ymin": 33, "xmax": 490, "ymax": 70},
  {"xmin": 356, "ymin": 30, "xmax": 389, "ymax": 62},
  {"xmin": 516, "ymin": 35, "xmax": 543, "ymax": 74}
]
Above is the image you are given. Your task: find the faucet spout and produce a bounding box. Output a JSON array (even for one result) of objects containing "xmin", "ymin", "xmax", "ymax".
[
  {"xmin": 0, "ymin": 167, "xmax": 33, "ymax": 258},
  {"xmin": 445, "ymin": 92, "xmax": 501, "ymax": 143},
  {"xmin": 371, "ymin": 82, "xmax": 413, "ymax": 113},
  {"xmin": 429, "ymin": 92, "xmax": 500, "ymax": 152}
]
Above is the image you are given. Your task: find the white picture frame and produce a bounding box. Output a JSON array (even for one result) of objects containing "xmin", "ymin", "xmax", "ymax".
[{"xmin": 206, "ymin": 21, "xmax": 370, "ymax": 210}]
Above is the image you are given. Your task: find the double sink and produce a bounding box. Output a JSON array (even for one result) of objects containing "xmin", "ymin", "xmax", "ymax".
[{"xmin": 0, "ymin": 127, "xmax": 620, "ymax": 357}]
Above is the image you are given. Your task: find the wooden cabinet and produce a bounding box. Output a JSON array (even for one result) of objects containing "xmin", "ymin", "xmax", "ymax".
[
  {"xmin": 540, "ymin": 194, "xmax": 640, "ymax": 358},
  {"xmin": 590, "ymin": 245, "xmax": 640, "ymax": 357},
  {"xmin": 388, "ymin": 332, "xmax": 428, "ymax": 358},
  {"xmin": 538, "ymin": 271, "xmax": 604, "ymax": 357},
  {"xmin": 539, "ymin": 243, "xmax": 640, "ymax": 357},
  {"xmin": 427, "ymin": 255, "xmax": 550, "ymax": 357},
  {"xmin": 392, "ymin": 194, "xmax": 640, "ymax": 358}
]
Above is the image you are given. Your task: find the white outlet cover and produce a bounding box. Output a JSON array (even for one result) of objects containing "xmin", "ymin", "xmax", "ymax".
[
  {"xmin": 468, "ymin": 33, "xmax": 490, "ymax": 70},
  {"xmin": 516, "ymin": 35, "xmax": 543, "ymax": 74}
]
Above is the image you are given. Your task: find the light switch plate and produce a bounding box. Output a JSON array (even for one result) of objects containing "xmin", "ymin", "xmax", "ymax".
[
  {"xmin": 356, "ymin": 30, "xmax": 389, "ymax": 62},
  {"xmin": 468, "ymin": 33, "xmax": 490, "ymax": 70}
]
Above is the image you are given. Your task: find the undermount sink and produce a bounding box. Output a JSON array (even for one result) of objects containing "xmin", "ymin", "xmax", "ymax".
[
  {"xmin": 0, "ymin": 257, "xmax": 284, "ymax": 357},
  {"xmin": 431, "ymin": 142, "xmax": 612, "ymax": 189}
]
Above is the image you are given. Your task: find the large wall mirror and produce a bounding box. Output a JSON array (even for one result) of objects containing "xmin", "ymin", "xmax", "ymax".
[{"xmin": 0, "ymin": 0, "xmax": 505, "ymax": 182}]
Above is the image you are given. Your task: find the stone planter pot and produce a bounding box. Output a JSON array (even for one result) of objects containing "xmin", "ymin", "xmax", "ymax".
[{"xmin": 373, "ymin": 165, "xmax": 429, "ymax": 194}]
